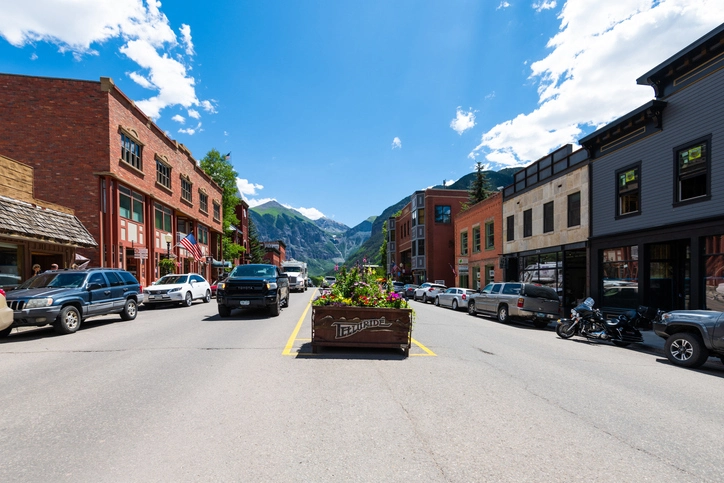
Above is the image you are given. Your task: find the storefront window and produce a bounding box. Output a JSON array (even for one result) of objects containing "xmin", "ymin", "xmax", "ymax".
[
  {"xmin": 704, "ymin": 235, "xmax": 724, "ymax": 311},
  {"xmin": 0, "ymin": 242, "xmax": 23, "ymax": 287},
  {"xmin": 601, "ymin": 246, "xmax": 639, "ymax": 308},
  {"xmin": 520, "ymin": 252, "xmax": 561, "ymax": 292}
]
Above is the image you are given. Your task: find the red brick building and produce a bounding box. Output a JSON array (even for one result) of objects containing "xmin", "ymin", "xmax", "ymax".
[
  {"xmin": 388, "ymin": 188, "xmax": 468, "ymax": 287},
  {"xmin": 0, "ymin": 73, "xmax": 224, "ymax": 287},
  {"xmin": 232, "ymin": 199, "xmax": 250, "ymax": 265},
  {"xmin": 262, "ymin": 240, "xmax": 286, "ymax": 267},
  {"xmin": 453, "ymin": 192, "xmax": 503, "ymax": 290}
]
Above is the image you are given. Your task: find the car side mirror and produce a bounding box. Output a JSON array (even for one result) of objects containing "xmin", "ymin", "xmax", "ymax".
[{"xmin": 87, "ymin": 282, "xmax": 102, "ymax": 291}]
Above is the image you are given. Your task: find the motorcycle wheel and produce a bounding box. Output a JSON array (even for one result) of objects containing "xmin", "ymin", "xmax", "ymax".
[
  {"xmin": 556, "ymin": 321, "xmax": 576, "ymax": 339},
  {"xmin": 612, "ymin": 340, "xmax": 631, "ymax": 347}
]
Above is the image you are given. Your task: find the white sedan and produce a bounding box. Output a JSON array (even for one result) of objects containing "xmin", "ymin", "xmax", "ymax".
[
  {"xmin": 435, "ymin": 287, "xmax": 476, "ymax": 311},
  {"xmin": 144, "ymin": 273, "xmax": 211, "ymax": 308}
]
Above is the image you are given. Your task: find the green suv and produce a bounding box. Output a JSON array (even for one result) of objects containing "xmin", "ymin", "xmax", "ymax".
[{"xmin": 3, "ymin": 268, "xmax": 141, "ymax": 336}]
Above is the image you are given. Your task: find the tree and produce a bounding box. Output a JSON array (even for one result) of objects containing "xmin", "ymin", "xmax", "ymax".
[
  {"xmin": 200, "ymin": 149, "xmax": 244, "ymax": 261},
  {"xmin": 247, "ymin": 218, "xmax": 266, "ymax": 263},
  {"xmin": 465, "ymin": 161, "xmax": 491, "ymax": 209}
]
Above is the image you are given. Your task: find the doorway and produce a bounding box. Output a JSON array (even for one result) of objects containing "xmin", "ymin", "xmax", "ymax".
[{"xmin": 647, "ymin": 240, "xmax": 690, "ymax": 311}]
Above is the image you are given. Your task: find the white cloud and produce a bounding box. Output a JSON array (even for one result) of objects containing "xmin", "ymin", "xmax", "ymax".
[
  {"xmin": 187, "ymin": 108, "xmax": 200, "ymax": 119},
  {"xmin": 236, "ymin": 178, "xmax": 264, "ymax": 198},
  {"xmin": 497, "ymin": 2, "xmax": 511, "ymax": 9},
  {"xmin": 287, "ymin": 205, "xmax": 325, "ymax": 220},
  {"xmin": 178, "ymin": 121, "xmax": 201, "ymax": 135},
  {"xmin": 450, "ymin": 107, "xmax": 476, "ymax": 135},
  {"xmin": 533, "ymin": 1, "xmax": 557, "ymax": 12},
  {"xmin": 235, "ymin": 178, "xmax": 326, "ymax": 219},
  {"xmin": 171, "ymin": 114, "xmax": 185, "ymax": 123},
  {"xmin": 391, "ymin": 137, "xmax": 402, "ymax": 149},
  {"xmin": 470, "ymin": 0, "xmax": 724, "ymax": 169},
  {"xmin": 0, "ymin": 0, "xmax": 214, "ymax": 121},
  {"xmin": 179, "ymin": 23, "xmax": 194, "ymax": 55}
]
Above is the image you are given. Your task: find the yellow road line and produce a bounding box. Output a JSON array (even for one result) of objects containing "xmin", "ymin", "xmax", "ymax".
[
  {"xmin": 410, "ymin": 337, "xmax": 436, "ymax": 356},
  {"xmin": 282, "ymin": 290, "xmax": 315, "ymax": 356}
]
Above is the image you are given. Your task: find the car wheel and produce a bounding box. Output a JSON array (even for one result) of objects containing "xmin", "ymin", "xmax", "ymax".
[
  {"xmin": 467, "ymin": 301, "xmax": 476, "ymax": 316},
  {"xmin": 497, "ymin": 305, "xmax": 510, "ymax": 323},
  {"xmin": 434, "ymin": 296, "xmax": 440, "ymax": 306},
  {"xmin": 0, "ymin": 326, "xmax": 12, "ymax": 338},
  {"xmin": 120, "ymin": 299, "xmax": 138, "ymax": 321},
  {"xmin": 422, "ymin": 294, "xmax": 428, "ymax": 304},
  {"xmin": 182, "ymin": 291, "xmax": 193, "ymax": 307},
  {"xmin": 285, "ymin": 293, "xmax": 290, "ymax": 307},
  {"xmin": 269, "ymin": 296, "xmax": 281, "ymax": 316},
  {"xmin": 218, "ymin": 305, "xmax": 231, "ymax": 318},
  {"xmin": 203, "ymin": 290, "xmax": 211, "ymax": 303},
  {"xmin": 452, "ymin": 300, "xmax": 459, "ymax": 311},
  {"xmin": 664, "ymin": 332, "xmax": 709, "ymax": 368},
  {"xmin": 54, "ymin": 306, "xmax": 81, "ymax": 334}
]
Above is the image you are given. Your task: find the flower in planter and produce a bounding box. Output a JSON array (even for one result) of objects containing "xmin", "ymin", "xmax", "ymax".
[{"xmin": 313, "ymin": 266, "xmax": 411, "ymax": 309}]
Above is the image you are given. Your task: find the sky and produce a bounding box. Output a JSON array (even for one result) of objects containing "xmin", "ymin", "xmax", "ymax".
[{"xmin": 1, "ymin": 1, "xmax": 723, "ymax": 227}]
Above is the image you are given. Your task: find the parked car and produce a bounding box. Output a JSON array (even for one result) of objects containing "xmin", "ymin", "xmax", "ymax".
[
  {"xmin": 144, "ymin": 273, "xmax": 211, "ymax": 308},
  {"xmin": 2, "ymin": 268, "xmax": 141, "ymax": 336},
  {"xmin": 391, "ymin": 281, "xmax": 405, "ymax": 295},
  {"xmin": 210, "ymin": 274, "xmax": 229, "ymax": 298},
  {"xmin": 435, "ymin": 287, "xmax": 476, "ymax": 311},
  {"xmin": 403, "ymin": 284, "xmax": 419, "ymax": 299},
  {"xmin": 467, "ymin": 282, "xmax": 560, "ymax": 329},
  {"xmin": 0, "ymin": 288, "xmax": 13, "ymax": 337},
  {"xmin": 216, "ymin": 264, "xmax": 290, "ymax": 317},
  {"xmin": 413, "ymin": 283, "xmax": 447, "ymax": 303},
  {"xmin": 653, "ymin": 309, "xmax": 724, "ymax": 368},
  {"xmin": 322, "ymin": 276, "xmax": 336, "ymax": 288}
]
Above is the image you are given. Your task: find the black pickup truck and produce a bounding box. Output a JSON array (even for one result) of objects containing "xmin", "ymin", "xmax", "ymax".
[
  {"xmin": 216, "ymin": 264, "xmax": 290, "ymax": 317},
  {"xmin": 653, "ymin": 310, "xmax": 724, "ymax": 368}
]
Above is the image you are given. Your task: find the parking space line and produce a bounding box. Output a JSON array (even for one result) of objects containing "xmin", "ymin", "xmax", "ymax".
[{"xmin": 410, "ymin": 338, "xmax": 436, "ymax": 356}]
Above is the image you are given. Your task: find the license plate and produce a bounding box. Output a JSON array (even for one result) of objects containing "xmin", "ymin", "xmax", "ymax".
[
  {"xmin": 537, "ymin": 312, "xmax": 547, "ymax": 318},
  {"xmin": 149, "ymin": 295, "xmax": 157, "ymax": 299},
  {"xmin": 240, "ymin": 300, "xmax": 250, "ymax": 306}
]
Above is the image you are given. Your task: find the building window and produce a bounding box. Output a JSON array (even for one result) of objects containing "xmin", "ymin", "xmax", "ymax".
[
  {"xmin": 703, "ymin": 235, "xmax": 724, "ymax": 311},
  {"xmin": 460, "ymin": 231, "xmax": 468, "ymax": 255},
  {"xmin": 568, "ymin": 192, "xmax": 581, "ymax": 227},
  {"xmin": 617, "ymin": 164, "xmax": 640, "ymax": 217},
  {"xmin": 543, "ymin": 201, "xmax": 554, "ymax": 233},
  {"xmin": 156, "ymin": 159, "xmax": 171, "ymax": 188},
  {"xmin": 199, "ymin": 192, "xmax": 208, "ymax": 213},
  {"xmin": 120, "ymin": 132, "xmax": 142, "ymax": 170},
  {"xmin": 485, "ymin": 221, "xmax": 494, "ymax": 250},
  {"xmin": 506, "ymin": 215, "xmax": 514, "ymax": 242},
  {"xmin": 154, "ymin": 203, "xmax": 172, "ymax": 232},
  {"xmin": 418, "ymin": 208, "xmax": 425, "ymax": 225},
  {"xmin": 601, "ymin": 246, "xmax": 639, "ymax": 309},
  {"xmin": 119, "ymin": 185, "xmax": 143, "ymax": 223},
  {"xmin": 412, "ymin": 210, "xmax": 417, "ymax": 227},
  {"xmin": 523, "ymin": 209, "xmax": 532, "ymax": 237},
  {"xmin": 472, "ymin": 226, "xmax": 481, "ymax": 253},
  {"xmin": 435, "ymin": 205, "xmax": 451, "ymax": 223},
  {"xmin": 198, "ymin": 225, "xmax": 209, "ymax": 245},
  {"xmin": 675, "ymin": 136, "xmax": 710, "ymax": 204},
  {"xmin": 417, "ymin": 239, "xmax": 425, "ymax": 256},
  {"xmin": 181, "ymin": 177, "xmax": 192, "ymax": 203},
  {"xmin": 213, "ymin": 202, "xmax": 221, "ymax": 221}
]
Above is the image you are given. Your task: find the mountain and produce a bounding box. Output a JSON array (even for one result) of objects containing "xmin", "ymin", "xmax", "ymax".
[
  {"xmin": 249, "ymin": 201, "xmax": 372, "ymax": 277},
  {"xmin": 341, "ymin": 168, "xmax": 519, "ymax": 270}
]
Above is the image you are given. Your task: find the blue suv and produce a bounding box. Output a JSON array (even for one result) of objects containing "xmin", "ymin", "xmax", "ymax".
[{"xmin": 2, "ymin": 268, "xmax": 141, "ymax": 337}]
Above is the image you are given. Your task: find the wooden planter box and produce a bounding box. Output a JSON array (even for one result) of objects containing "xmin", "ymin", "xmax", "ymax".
[{"xmin": 311, "ymin": 306, "xmax": 413, "ymax": 356}]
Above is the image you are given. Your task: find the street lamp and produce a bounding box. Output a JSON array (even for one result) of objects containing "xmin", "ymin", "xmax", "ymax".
[{"xmin": 164, "ymin": 233, "xmax": 173, "ymax": 259}]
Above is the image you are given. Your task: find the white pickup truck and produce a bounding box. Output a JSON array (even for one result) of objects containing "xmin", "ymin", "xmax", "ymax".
[{"xmin": 281, "ymin": 259, "xmax": 308, "ymax": 292}]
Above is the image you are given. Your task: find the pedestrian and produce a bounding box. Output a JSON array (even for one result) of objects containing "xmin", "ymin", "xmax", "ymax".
[
  {"xmin": 32, "ymin": 264, "xmax": 41, "ymax": 276},
  {"xmin": 50, "ymin": 263, "xmax": 59, "ymax": 270}
]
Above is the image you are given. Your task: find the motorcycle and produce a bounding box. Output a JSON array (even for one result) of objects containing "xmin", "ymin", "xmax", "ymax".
[{"xmin": 556, "ymin": 297, "xmax": 662, "ymax": 347}]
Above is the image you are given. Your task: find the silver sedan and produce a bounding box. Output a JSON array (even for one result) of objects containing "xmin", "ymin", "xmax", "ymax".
[{"xmin": 435, "ymin": 287, "xmax": 476, "ymax": 311}]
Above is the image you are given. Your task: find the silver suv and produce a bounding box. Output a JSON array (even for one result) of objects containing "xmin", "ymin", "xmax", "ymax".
[{"xmin": 467, "ymin": 282, "xmax": 560, "ymax": 329}]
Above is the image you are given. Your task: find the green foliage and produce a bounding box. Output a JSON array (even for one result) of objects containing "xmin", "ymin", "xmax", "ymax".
[
  {"xmin": 313, "ymin": 266, "xmax": 410, "ymax": 309},
  {"xmin": 465, "ymin": 161, "xmax": 492, "ymax": 209},
  {"xmin": 378, "ymin": 220, "xmax": 388, "ymax": 272},
  {"xmin": 200, "ymin": 149, "xmax": 244, "ymax": 260},
  {"xmin": 247, "ymin": 217, "xmax": 267, "ymax": 263},
  {"xmin": 158, "ymin": 258, "xmax": 176, "ymax": 276}
]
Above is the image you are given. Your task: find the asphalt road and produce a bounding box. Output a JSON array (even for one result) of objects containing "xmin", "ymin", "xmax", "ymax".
[{"xmin": 1, "ymin": 291, "xmax": 723, "ymax": 482}]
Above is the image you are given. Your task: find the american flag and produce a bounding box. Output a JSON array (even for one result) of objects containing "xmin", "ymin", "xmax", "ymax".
[
  {"xmin": 180, "ymin": 233, "xmax": 203, "ymax": 261},
  {"xmin": 224, "ymin": 152, "xmax": 231, "ymax": 161}
]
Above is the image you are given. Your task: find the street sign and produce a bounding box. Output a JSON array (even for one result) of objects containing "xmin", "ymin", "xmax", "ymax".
[{"xmin": 134, "ymin": 247, "xmax": 148, "ymax": 259}]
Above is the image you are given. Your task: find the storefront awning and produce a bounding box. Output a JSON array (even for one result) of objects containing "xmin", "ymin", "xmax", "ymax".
[{"xmin": 0, "ymin": 196, "xmax": 97, "ymax": 247}]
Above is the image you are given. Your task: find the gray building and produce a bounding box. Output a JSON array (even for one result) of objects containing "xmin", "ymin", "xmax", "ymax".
[{"xmin": 581, "ymin": 23, "xmax": 724, "ymax": 313}]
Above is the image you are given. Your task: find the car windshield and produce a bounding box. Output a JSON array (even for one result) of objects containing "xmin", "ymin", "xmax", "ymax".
[
  {"xmin": 158, "ymin": 275, "xmax": 188, "ymax": 285},
  {"xmin": 232, "ymin": 265, "xmax": 277, "ymax": 277},
  {"xmin": 282, "ymin": 266, "xmax": 303, "ymax": 273},
  {"xmin": 19, "ymin": 272, "xmax": 86, "ymax": 289}
]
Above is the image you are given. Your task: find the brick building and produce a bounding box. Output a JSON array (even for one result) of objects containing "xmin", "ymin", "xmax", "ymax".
[
  {"xmin": 388, "ymin": 188, "xmax": 468, "ymax": 287},
  {"xmin": 0, "ymin": 74, "xmax": 224, "ymax": 287},
  {"xmin": 262, "ymin": 240, "xmax": 286, "ymax": 267},
  {"xmin": 453, "ymin": 192, "xmax": 503, "ymax": 290}
]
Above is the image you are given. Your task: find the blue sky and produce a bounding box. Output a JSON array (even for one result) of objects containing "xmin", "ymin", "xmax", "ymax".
[{"xmin": 1, "ymin": 1, "xmax": 723, "ymax": 227}]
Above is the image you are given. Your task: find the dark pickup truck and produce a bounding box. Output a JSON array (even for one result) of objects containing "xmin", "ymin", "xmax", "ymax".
[
  {"xmin": 216, "ymin": 264, "xmax": 290, "ymax": 317},
  {"xmin": 653, "ymin": 309, "xmax": 724, "ymax": 368}
]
